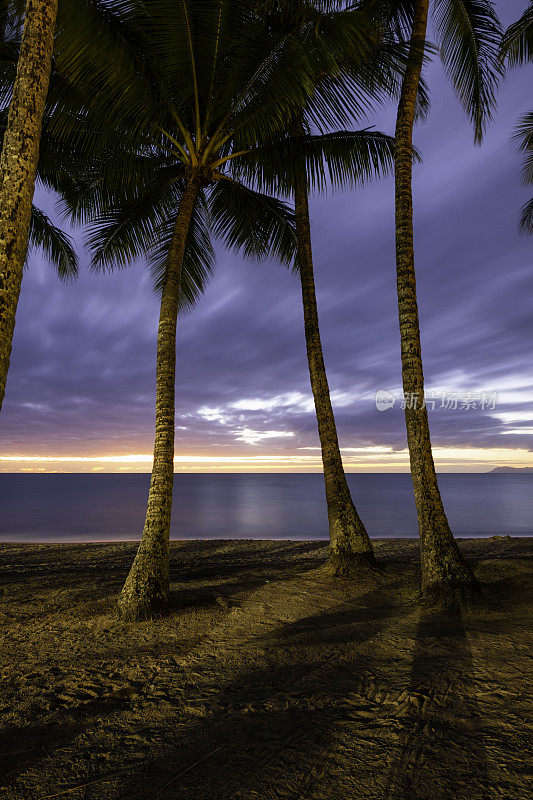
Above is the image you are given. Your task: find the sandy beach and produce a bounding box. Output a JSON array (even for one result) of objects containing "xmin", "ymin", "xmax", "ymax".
[{"xmin": 0, "ymin": 537, "xmax": 531, "ymax": 799}]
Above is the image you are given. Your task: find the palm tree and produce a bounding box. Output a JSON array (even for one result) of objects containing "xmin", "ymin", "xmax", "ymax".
[
  {"xmin": 236, "ymin": 1, "xmax": 418, "ymax": 574},
  {"xmin": 0, "ymin": 0, "xmax": 58, "ymax": 411},
  {"xmin": 500, "ymin": 2, "xmax": 533, "ymax": 233},
  {"xmin": 64, "ymin": 171, "xmax": 297, "ymax": 625},
  {"xmin": 292, "ymin": 123, "xmax": 386, "ymax": 574},
  {"xmin": 367, "ymin": 0, "xmax": 502, "ymax": 608},
  {"xmin": 264, "ymin": 3, "xmax": 390, "ymax": 575},
  {"xmin": 51, "ymin": 0, "xmax": 372, "ymax": 620},
  {"xmin": 293, "ymin": 129, "xmax": 396, "ymax": 575}
]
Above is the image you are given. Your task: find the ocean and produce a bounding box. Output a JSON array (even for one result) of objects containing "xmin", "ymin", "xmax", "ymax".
[{"xmin": 0, "ymin": 473, "xmax": 531, "ymax": 542}]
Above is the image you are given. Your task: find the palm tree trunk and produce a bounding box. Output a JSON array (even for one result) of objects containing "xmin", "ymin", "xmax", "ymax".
[
  {"xmin": 0, "ymin": 0, "xmax": 58, "ymax": 411},
  {"xmin": 293, "ymin": 135, "xmax": 375, "ymax": 574},
  {"xmin": 117, "ymin": 178, "xmax": 200, "ymax": 621},
  {"xmin": 394, "ymin": 0, "xmax": 477, "ymax": 608}
]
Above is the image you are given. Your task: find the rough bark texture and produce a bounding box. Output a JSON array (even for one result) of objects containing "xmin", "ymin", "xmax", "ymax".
[
  {"xmin": 117, "ymin": 178, "xmax": 200, "ymax": 621},
  {"xmin": 394, "ymin": 0, "xmax": 478, "ymax": 609},
  {"xmin": 0, "ymin": 0, "xmax": 58, "ymax": 411},
  {"xmin": 293, "ymin": 135, "xmax": 375, "ymax": 575}
]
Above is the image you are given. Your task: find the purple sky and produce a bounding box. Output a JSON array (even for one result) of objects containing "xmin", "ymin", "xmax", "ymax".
[{"xmin": 1, "ymin": 0, "xmax": 532, "ymax": 472}]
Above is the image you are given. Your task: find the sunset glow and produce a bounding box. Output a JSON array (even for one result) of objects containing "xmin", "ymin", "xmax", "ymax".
[{"xmin": 2, "ymin": 445, "xmax": 533, "ymax": 473}]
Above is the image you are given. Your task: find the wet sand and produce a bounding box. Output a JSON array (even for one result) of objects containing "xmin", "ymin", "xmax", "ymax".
[{"xmin": 0, "ymin": 537, "xmax": 531, "ymax": 799}]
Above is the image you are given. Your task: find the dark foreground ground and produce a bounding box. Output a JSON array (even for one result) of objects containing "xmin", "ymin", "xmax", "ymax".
[{"xmin": 0, "ymin": 537, "xmax": 531, "ymax": 800}]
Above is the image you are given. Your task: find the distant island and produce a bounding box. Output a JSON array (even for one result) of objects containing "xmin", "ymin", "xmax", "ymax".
[{"xmin": 489, "ymin": 467, "xmax": 533, "ymax": 473}]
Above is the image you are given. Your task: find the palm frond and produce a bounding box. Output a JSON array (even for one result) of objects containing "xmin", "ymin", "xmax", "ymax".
[
  {"xmin": 209, "ymin": 178, "xmax": 297, "ymax": 266},
  {"xmin": 231, "ymin": 128, "xmax": 400, "ymax": 195},
  {"xmin": 519, "ymin": 196, "xmax": 533, "ymax": 234},
  {"xmin": 56, "ymin": 157, "xmax": 181, "ymax": 227},
  {"xmin": 512, "ymin": 111, "xmax": 533, "ymax": 186},
  {"xmin": 28, "ymin": 205, "xmax": 79, "ymax": 280},
  {"xmin": 512, "ymin": 110, "xmax": 533, "ymax": 235},
  {"xmin": 434, "ymin": 0, "xmax": 502, "ymax": 143},
  {"xmin": 351, "ymin": 0, "xmax": 416, "ymax": 44},
  {"xmin": 84, "ymin": 179, "xmax": 215, "ymax": 308},
  {"xmin": 53, "ymin": 1, "xmax": 159, "ymax": 126},
  {"xmin": 500, "ymin": 2, "xmax": 533, "ymax": 67},
  {"xmin": 86, "ymin": 180, "xmax": 183, "ymax": 273}
]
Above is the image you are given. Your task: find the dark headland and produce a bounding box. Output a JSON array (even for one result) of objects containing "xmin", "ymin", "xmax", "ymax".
[{"xmin": 489, "ymin": 467, "xmax": 533, "ymax": 473}]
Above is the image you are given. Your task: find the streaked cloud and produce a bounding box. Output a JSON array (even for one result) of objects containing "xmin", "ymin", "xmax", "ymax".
[{"xmin": 233, "ymin": 428, "xmax": 295, "ymax": 445}]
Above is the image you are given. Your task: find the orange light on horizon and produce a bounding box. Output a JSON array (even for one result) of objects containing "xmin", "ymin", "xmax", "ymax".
[{"xmin": 1, "ymin": 445, "xmax": 532, "ymax": 473}]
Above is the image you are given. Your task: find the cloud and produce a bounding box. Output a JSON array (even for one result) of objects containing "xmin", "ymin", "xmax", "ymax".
[
  {"xmin": 230, "ymin": 391, "xmax": 315, "ymax": 413},
  {"xmin": 233, "ymin": 428, "xmax": 295, "ymax": 446}
]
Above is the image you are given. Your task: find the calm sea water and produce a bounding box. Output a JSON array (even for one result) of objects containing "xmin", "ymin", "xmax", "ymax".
[{"xmin": 0, "ymin": 473, "xmax": 531, "ymax": 542}]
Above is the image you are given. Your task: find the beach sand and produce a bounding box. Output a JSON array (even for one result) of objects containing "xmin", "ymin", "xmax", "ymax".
[{"xmin": 0, "ymin": 537, "xmax": 531, "ymax": 799}]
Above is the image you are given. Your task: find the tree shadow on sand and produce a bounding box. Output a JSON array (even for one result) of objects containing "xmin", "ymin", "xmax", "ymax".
[
  {"xmin": 2, "ymin": 566, "xmax": 502, "ymax": 800},
  {"xmin": 83, "ymin": 587, "xmax": 403, "ymax": 800},
  {"xmin": 385, "ymin": 608, "xmax": 491, "ymax": 800}
]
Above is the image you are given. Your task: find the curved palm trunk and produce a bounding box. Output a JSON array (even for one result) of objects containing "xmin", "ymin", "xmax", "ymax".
[
  {"xmin": 293, "ymin": 159, "xmax": 375, "ymax": 574},
  {"xmin": 394, "ymin": 0, "xmax": 477, "ymax": 608},
  {"xmin": 0, "ymin": 0, "xmax": 58, "ymax": 411},
  {"xmin": 118, "ymin": 178, "xmax": 200, "ymax": 621}
]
